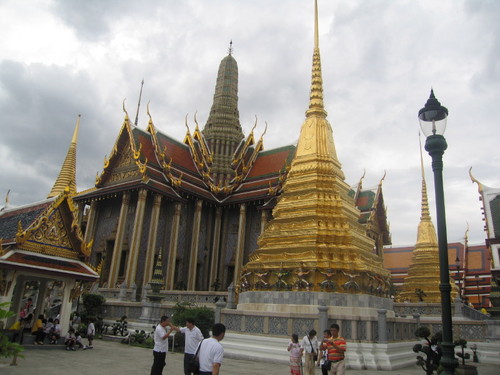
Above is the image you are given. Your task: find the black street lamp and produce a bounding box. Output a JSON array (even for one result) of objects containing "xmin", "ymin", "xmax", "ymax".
[
  {"xmin": 455, "ymin": 255, "xmax": 462, "ymax": 300},
  {"xmin": 419, "ymin": 89, "xmax": 458, "ymax": 375}
]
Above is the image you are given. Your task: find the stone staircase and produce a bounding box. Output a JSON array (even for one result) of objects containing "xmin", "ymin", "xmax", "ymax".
[
  {"xmin": 221, "ymin": 332, "xmax": 500, "ymax": 369},
  {"xmin": 222, "ymin": 332, "xmax": 290, "ymax": 364}
]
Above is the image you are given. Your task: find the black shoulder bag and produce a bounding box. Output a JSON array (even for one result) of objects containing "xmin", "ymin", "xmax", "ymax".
[
  {"xmin": 187, "ymin": 339, "xmax": 204, "ymax": 374},
  {"xmin": 307, "ymin": 336, "xmax": 318, "ymax": 362}
]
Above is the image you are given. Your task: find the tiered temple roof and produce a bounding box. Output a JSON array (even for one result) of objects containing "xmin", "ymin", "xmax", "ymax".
[{"xmin": 0, "ymin": 190, "xmax": 98, "ymax": 281}]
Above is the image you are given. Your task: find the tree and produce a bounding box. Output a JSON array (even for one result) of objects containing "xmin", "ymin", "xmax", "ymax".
[
  {"xmin": 0, "ymin": 302, "xmax": 24, "ymax": 363},
  {"xmin": 171, "ymin": 302, "xmax": 214, "ymax": 338}
]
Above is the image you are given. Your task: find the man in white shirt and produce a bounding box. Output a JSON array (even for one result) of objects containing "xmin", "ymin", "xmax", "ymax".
[
  {"xmin": 170, "ymin": 318, "xmax": 204, "ymax": 375},
  {"xmin": 151, "ymin": 315, "xmax": 173, "ymax": 375},
  {"xmin": 198, "ymin": 323, "xmax": 225, "ymax": 375},
  {"xmin": 302, "ymin": 329, "xmax": 318, "ymax": 375}
]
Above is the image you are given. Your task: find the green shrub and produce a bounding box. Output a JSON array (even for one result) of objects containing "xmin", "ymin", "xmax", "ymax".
[
  {"xmin": 80, "ymin": 293, "xmax": 105, "ymax": 324},
  {"xmin": 0, "ymin": 302, "xmax": 24, "ymax": 360},
  {"xmin": 171, "ymin": 302, "xmax": 215, "ymax": 338}
]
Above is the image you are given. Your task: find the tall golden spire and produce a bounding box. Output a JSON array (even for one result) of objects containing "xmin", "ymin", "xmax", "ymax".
[
  {"xmin": 47, "ymin": 115, "xmax": 80, "ymax": 198},
  {"xmin": 240, "ymin": 0, "xmax": 390, "ymax": 295},
  {"xmin": 398, "ymin": 135, "xmax": 456, "ymax": 302}
]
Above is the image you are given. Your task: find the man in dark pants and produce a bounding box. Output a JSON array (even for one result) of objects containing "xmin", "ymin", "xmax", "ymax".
[
  {"xmin": 170, "ymin": 318, "xmax": 204, "ymax": 375},
  {"xmin": 151, "ymin": 315, "xmax": 173, "ymax": 375}
]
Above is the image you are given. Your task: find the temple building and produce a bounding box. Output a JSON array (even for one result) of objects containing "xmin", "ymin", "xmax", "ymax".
[
  {"xmin": 0, "ymin": 116, "xmax": 99, "ymax": 331},
  {"xmin": 470, "ymin": 170, "xmax": 500, "ymax": 315},
  {"xmin": 72, "ymin": 9, "xmax": 391, "ymax": 302}
]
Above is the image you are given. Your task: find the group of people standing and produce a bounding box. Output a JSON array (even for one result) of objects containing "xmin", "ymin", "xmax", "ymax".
[
  {"xmin": 150, "ymin": 315, "xmax": 226, "ymax": 375},
  {"xmin": 288, "ymin": 324, "xmax": 347, "ymax": 375}
]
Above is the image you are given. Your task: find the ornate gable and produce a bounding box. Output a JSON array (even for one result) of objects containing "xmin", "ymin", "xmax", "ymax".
[
  {"xmin": 96, "ymin": 111, "xmax": 148, "ymax": 187},
  {"xmin": 15, "ymin": 190, "xmax": 91, "ymax": 260}
]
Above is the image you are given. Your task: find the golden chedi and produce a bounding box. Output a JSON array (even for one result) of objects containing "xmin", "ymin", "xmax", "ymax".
[
  {"xmin": 240, "ymin": 0, "xmax": 391, "ymax": 296},
  {"xmin": 398, "ymin": 143, "xmax": 457, "ymax": 303}
]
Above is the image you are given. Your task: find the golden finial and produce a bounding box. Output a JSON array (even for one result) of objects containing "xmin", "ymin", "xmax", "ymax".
[
  {"xmin": 262, "ymin": 122, "xmax": 268, "ymax": 137},
  {"xmin": 147, "ymin": 101, "xmax": 152, "ymax": 122},
  {"xmin": 47, "ymin": 114, "xmax": 80, "ymax": 198},
  {"xmin": 469, "ymin": 167, "xmax": 483, "ymax": 194},
  {"xmin": 194, "ymin": 111, "xmax": 200, "ymax": 130},
  {"xmin": 379, "ymin": 170, "xmax": 387, "ymax": 185},
  {"xmin": 146, "ymin": 101, "xmax": 156, "ymax": 134},
  {"xmin": 419, "ymin": 132, "xmax": 431, "ymax": 221},
  {"xmin": 1, "ymin": 189, "xmax": 10, "ymax": 211},
  {"xmin": 314, "ymin": 0, "xmax": 319, "ymax": 49},
  {"xmin": 306, "ymin": 0, "xmax": 326, "ymax": 117},
  {"xmin": 358, "ymin": 169, "xmax": 366, "ymax": 187},
  {"xmin": 185, "ymin": 114, "xmax": 190, "ymax": 133},
  {"xmin": 250, "ymin": 116, "xmax": 258, "ymax": 134},
  {"xmin": 17, "ymin": 220, "xmax": 23, "ymax": 235},
  {"xmin": 122, "ymin": 99, "xmax": 129, "ymax": 120}
]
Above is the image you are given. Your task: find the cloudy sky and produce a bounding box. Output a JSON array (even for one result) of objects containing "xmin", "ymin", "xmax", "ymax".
[{"xmin": 1, "ymin": 0, "xmax": 499, "ymax": 247}]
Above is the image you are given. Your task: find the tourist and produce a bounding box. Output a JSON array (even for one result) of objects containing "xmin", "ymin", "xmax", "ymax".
[
  {"xmin": 7, "ymin": 318, "xmax": 24, "ymax": 343},
  {"xmin": 328, "ymin": 323, "xmax": 347, "ymax": 375},
  {"xmin": 49, "ymin": 318, "xmax": 61, "ymax": 344},
  {"xmin": 20, "ymin": 297, "xmax": 34, "ymax": 319},
  {"xmin": 318, "ymin": 329, "xmax": 332, "ymax": 375},
  {"xmin": 65, "ymin": 327, "xmax": 77, "ymax": 350},
  {"xmin": 31, "ymin": 314, "xmax": 45, "ymax": 344},
  {"xmin": 287, "ymin": 333, "xmax": 303, "ymax": 375},
  {"xmin": 86, "ymin": 318, "xmax": 95, "ymax": 349},
  {"xmin": 151, "ymin": 315, "xmax": 174, "ymax": 375},
  {"xmin": 43, "ymin": 317, "xmax": 54, "ymax": 342},
  {"xmin": 302, "ymin": 329, "xmax": 318, "ymax": 375},
  {"xmin": 170, "ymin": 318, "xmax": 204, "ymax": 374},
  {"xmin": 72, "ymin": 312, "xmax": 81, "ymax": 330},
  {"xmin": 75, "ymin": 330, "xmax": 85, "ymax": 349},
  {"xmin": 198, "ymin": 322, "xmax": 225, "ymax": 375}
]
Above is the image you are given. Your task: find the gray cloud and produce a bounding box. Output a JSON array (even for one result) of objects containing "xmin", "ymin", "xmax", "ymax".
[{"xmin": 1, "ymin": 0, "xmax": 499, "ymax": 248}]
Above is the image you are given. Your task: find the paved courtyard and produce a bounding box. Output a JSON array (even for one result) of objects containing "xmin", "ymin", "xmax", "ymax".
[{"xmin": 1, "ymin": 339, "xmax": 497, "ymax": 375}]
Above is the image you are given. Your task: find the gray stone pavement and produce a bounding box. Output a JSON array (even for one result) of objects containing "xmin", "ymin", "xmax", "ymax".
[{"xmin": 1, "ymin": 339, "xmax": 497, "ymax": 375}]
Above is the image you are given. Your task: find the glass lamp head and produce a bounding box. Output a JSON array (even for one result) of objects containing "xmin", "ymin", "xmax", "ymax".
[{"xmin": 418, "ymin": 89, "xmax": 448, "ymax": 137}]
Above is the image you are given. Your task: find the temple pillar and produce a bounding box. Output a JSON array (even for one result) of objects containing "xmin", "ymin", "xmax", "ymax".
[
  {"xmin": 83, "ymin": 200, "xmax": 98, "ymax": 247},
  {"xmin": 218, "ymin": 212, "xmax": 230, "ymax": 286},
  {"xmin": 108, "ymin": 192, "xmax": 130, "ymax": 288},
  {"xmin": 233, "ymin": 203, "xmax": 247, "ymax": 288},
  {"xmin": 209, "ymin": 207, "xmax": 223, "ymax": 291},
  {"xmin": 166, "ymin": 202, "xmax": 181, "ymax": 290},
  {"xmin": 143, "ymin": 194, "xmax": 162, "ymax": 286},
  {"xmin": 35, "ymin": 279, "xmax": 49, "ymax": 315},
  {"xmin": 187, "ymin": 199, "xmax": 203, "ymax": 291},
  {"xmin": 125, "ymin": 188, "xmax": 148, "ymax": 289},
  {"xmin": 318, "ymin": 305, "xmax": 329, "ymax": 335}
]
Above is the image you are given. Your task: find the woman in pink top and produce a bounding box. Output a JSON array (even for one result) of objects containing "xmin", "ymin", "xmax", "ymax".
[{"xmin": 287, "ymin": 333, "xmax": 303, "ymax": 375}]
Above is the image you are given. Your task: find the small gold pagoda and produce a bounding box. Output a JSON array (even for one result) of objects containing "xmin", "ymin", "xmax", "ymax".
[
  {"xmin": 47, "ymin": 115, "xmax": 80, "ymax": 198},
  {"xmin": 398, "ymin": 140, "xmax": 457, "ymax": 303},
  {"xmin": 239, "ymin": 0, "xmax": 391, "ymax": 296}
]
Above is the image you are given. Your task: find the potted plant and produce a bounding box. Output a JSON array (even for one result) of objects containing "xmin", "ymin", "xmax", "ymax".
[
  {"xmin": 413, "ymin": 326, "xmax": 442, "ymax": 375},
  {"xmin": 454, "ymin": 338, "xmax": 477, "ymax": 375}
]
